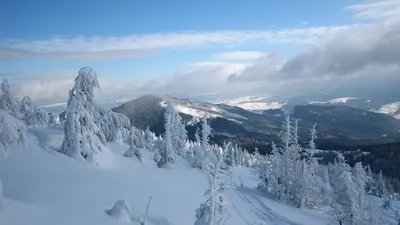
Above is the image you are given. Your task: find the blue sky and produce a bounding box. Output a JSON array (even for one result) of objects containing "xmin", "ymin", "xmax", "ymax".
[{"xmin": 0, "ymin": 0, "xmax": 399, "ymax": 104}]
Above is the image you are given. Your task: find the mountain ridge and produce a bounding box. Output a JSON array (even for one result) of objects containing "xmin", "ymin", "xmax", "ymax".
[{"xmin": 112, "ymin": 94, "xmax": 400, "ymax": 147}]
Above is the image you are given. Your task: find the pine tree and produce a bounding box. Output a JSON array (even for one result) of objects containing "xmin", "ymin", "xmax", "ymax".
[
  {"xmin": 123, "ymin": 126, "xmax": 143, "ymax": 163},
  {"xmin": 331, "ymin": 154, "xmax": 361, "ymax": 225},
  {"xmin": 377, "ymin": 170, "xmax": 392, "ymax": 209},
  {"xmin": 365, "ymin": 165, "xmax": 375, "ymax": 195},
  {"xmin": 61, "ymin": 67, "xmax": 107, "ymax": 164},
  {"xmin": 195, "ymin": 144, "xmax": 230, "ymax": 225},
  {"xmin": 352, "ymin": 162, "xmax": 367, "ymax": 210},
  {"xmin": 144, "ymin": 127, "xmax": 155, "ymax": 151},
  {"xmin": 321, "ymin": 165, "xmax": 334, "ymax": 206},
  {"xmin": 20, "ymin": 96, "xmax": 49, "ymax": 126},
  {"xmin": 0, "ymin": 79, "xmax": 20, "ymax": 118},
  {"xmin": 308, "ymin": 123, "xmax": 317, "ymax": 152},
  {"xmin": 155, "ymin": 102, "xmax": 177, "ymax": 167},
  {"xmin": 97, "ymin": 108, "xmax": 131, "ymax": 142}
]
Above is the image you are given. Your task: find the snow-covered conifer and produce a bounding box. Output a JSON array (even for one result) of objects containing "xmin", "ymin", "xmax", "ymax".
[
  {"xmin": 331, "ymin": 154, "xmax": 361, "ymax": 225},
  {"xmin": 308, "ymin": 123, "xmax": 317, "ymax": 151},
  {"xmin": 365, "ymin": 165, "xmax": 376, "ymax": 195},
  {"xmin": 321, "ymin": 165, "xmax": 334, "ymax": 206},
  {"xmin": 191, "ymin": 118, "xmax": 212, "ymax": 169},
  {"xmin": 201, "ymin": 116, "xmax": 212, "ymax": 150},
  {"xmin": 164, "ymin": 101, "xmax": 187, "ymax": 156},
  {"xmin": 97, "ymin": 108, "xmax": 131, "ymax": 142},
  {"xmin": 376, "ymin": 170, "xmax": 392, "ymax": 209},
  {"xmin": 123, "ymin": 126, "xmax": 144, "ymax": 162},
  {"xmin": 195, "ymin": 144, "xmax": 230, "ymax": 225},
  {"xmin": 352, "ymin": 162, "xmax": 367, "ymax": 209},
  {"xmin": 20, "ymin": 96, "xmax": 49, "ymax": 126},
  {"xmin": 61, "ymin": 67, "xmax": 107, "ymax": 164},
  {"xmin": 144, "ymin": 127, "xmax": 155, "ymax": 151},
  {"xmin": 155, "ymin": 102, "xmax": 178, "ymax": 167},
  {"xmin": 0, "ymin": 79, "xmax": 20, "ymax": 118}
]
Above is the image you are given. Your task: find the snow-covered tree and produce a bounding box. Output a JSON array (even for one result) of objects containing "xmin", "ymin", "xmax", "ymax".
[
  {"xmin": 123, "ymin": 126, "xmax": 144, "ymax": 162},
  {"xmin": 201, "ymin": 116, "xmax": 212, "ymax": 150},
  {"xmin": 308, "ymin": 123, "xmax": 317, "ymax": 152},
  {"xmin": 96, "ymin": 108, "xmax": 130, "ymax": 142},
  {"xmin": 60, "ymin": 67, "xmax": 107, "ymax": 164},
  {"xmin": 164, "ymin": 101, "xmax": 187, "ymax": 156},
  {"xmin": 321, "ymin": 165, "xmax": 334, "ymax": 206},
  {"xmin": 0, "ymin": 79, "xmax": 20, "ymax": 118},
  {"xmin": 365, "ymin": 165, "xmax": 376, "ymax": 195},
  {"xmin": 224, "ymin": 142, "xmax": 236, "ymax": 167},
  {"xmin": 0, "ymin": 110, "xmax": 26, "ymax": 207},
  {"xmin": 144, "ymin": 127, "xmax": 155, "ymax": 151},
  {"xmin": 352, "ymin": 162, "xmax": 367, "ymax": 210},
  {"xmin": 195, "ymin": 144, "xmax": 230, "ymax": 225},
  {"xmin": 155, "ymin": 102, "xmax": 178, "ymax": 167},
  {"xmin": 20, "ymin": 96, "xmax": 49, "ymax": 126},
  {"xmin": 191, "ymin": 118, "xmax": 212, "ymax": 169},
  {"xmin": 330, "ymin": 154, "xmax": 362, "ymax": 225},
  {"xmin": 376, "ymin": 170, "xmax": 392, "ymax": 209}
]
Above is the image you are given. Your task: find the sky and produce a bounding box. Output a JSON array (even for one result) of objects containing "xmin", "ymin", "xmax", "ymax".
[{"xmin": 0, "ymin": 0, "xmax": 400, "ymax": 105}]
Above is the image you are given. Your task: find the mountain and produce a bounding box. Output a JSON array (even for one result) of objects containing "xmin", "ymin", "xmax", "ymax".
[
  {"xmin": 219, "ymin": 95, "xmax": 400, "ymax": 120},
  {"xmin": 375, "ymin": 102, "xmax": 400, "ymax": 119},
  {"xmin": 112, "ymin": 94, "xmax": 400, "ymax": 147}
]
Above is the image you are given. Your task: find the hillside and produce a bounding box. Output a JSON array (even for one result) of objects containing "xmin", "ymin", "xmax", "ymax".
[
  {"xmin": 112, "ymin": 94, "xmax": 400, "ymax": 146},
  {"xmin": 0, "ymin": 127, "xmax": 347, "ymax": 225}
]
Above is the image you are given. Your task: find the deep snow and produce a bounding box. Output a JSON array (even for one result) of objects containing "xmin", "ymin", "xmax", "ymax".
[{"xmin": 0, "ymin": 127, "xmax": 399, "ymax": 225}]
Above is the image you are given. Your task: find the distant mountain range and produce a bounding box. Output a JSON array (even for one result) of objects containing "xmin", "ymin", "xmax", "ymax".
[
  {"xmin": 216, "ymin": 95, "xmax": 400, "ymax": 119},
  {"xmin": 112, "ymin": 94, "xmax": 400, "ymax": 147}
]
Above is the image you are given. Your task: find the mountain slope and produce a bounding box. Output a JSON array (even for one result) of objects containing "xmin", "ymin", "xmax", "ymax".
[
  {"xmin": 375, "ymin": 102, "xmax": 400, "ymax": 119},
  {"xmin": 0, "ymin": 127, "xmax": 343, "ymax": 225},
  {"xmin": 113, "ymin": 94, "xmax": 400, "ymax": 146}
]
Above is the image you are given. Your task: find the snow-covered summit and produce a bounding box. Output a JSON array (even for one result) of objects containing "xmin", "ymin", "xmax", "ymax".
[{"xmin": 375, "ymin": 102, "xmax": 400, "ymax": 119}]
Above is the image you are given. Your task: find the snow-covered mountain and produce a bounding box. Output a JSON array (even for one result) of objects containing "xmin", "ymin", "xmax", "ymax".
[
  {"xmin": 216, "ymin": 96, "xmax": 285, "ymax": 112},
  {"xmin": 113, "ymin": 94, "xmax": 400, "ymax": 146},
  {"xmin": 375, "ymin": 102, "xmax": 400, "ymax": 119}
]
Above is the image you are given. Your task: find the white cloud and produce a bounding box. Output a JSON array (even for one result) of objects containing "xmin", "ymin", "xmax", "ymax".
[
  {"xmin": 0, "ymin": 47, "xmax": 157, "ymax": 61},
  {"xmin": 345, "ymin": 0, "xmax": 400, "ymax": 21},
  {"xmin": 183, "ymin": 61, "xmax": 248, "ymax": 68},
  {"xmin": 2, "ymin": 26, "xmax": 349, "ymax": 55},
  {"xmin": 229, "ymin": 18, "xmax": 400, "ymax": 82},
  {"xmin": 213, "ymin": 51, "xmax": 267, "ymax": 60}
]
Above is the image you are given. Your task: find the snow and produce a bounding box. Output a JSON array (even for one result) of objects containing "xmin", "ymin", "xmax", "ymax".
[
  {"xmin": 375, "ymin": 102, "xmax": 400, "ymax": 119},
  {"xmin": 217, "ymin": 96, "xmax": 284, "ymax": 111},
  {"xmin": 310, "ymin": 97, "xmax": 358, "ymax": 105},
  {"xmin": 1, "ymin": 127, "xmax": 399, "ymax": 225},
  {"xmin": 234, "ymin": 102, "xmax": 284, "ymax": 111},
  {"xmin": 160, "ymin": 101, "xmax": 247, "ymax": 122}
]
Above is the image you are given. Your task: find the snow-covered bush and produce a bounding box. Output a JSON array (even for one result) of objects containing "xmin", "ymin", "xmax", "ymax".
[
  {"xmin": 0, "ymin": 109, "xmax": 26, "ymax": 207},
  {"xmin": 105, "ymin": 200, "xmax": 133, "ymax": 222},
  {"xmin": 60, "ymin": 67, "xmax": 107, "ymax": 165}
]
